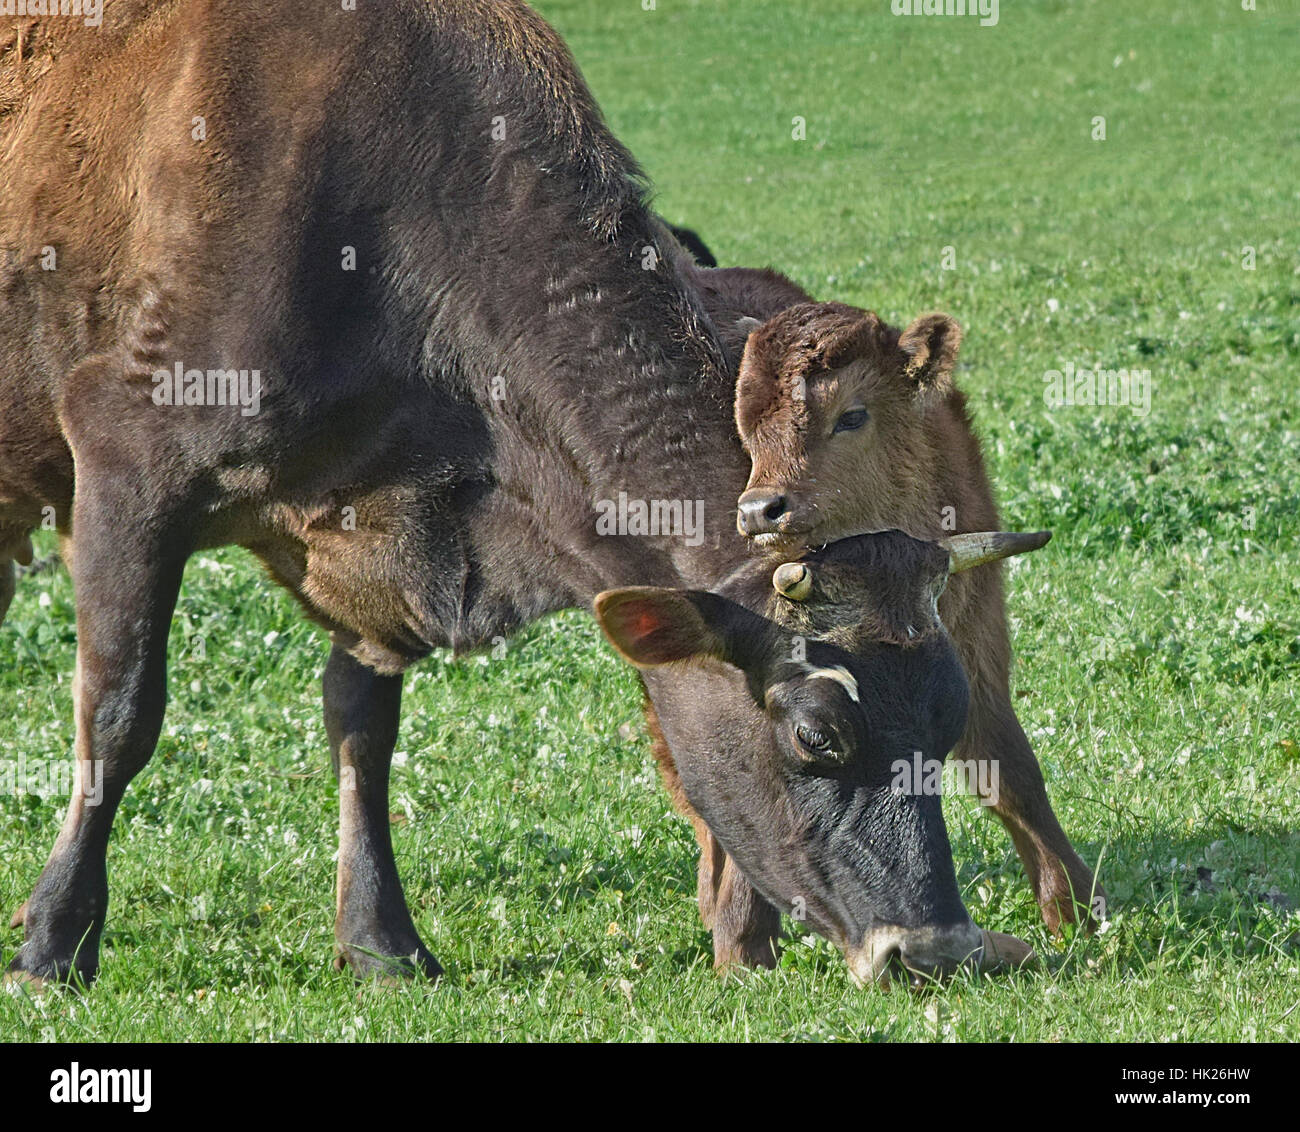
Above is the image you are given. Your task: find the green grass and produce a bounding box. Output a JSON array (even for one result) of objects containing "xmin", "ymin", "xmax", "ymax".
[{"xmin": 2, "ymin": 0, "xmax": 1298, "ymax": 1041}]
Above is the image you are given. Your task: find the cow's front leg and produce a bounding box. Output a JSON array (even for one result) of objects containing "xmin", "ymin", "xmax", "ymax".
[
  {"xmin": 5, "ymin": 479, "xmax": 187, "ymax": 989},
  {"xmin": 705, "ymin": 837, "xmax": 781, "ymax": 971},
  {"xmin": 323, "ymin": 644, "xmax": 441, "ymax": 981},
  {"xmin": 640, "ymin": 695, "xmax": 779, "ymax": 970}
]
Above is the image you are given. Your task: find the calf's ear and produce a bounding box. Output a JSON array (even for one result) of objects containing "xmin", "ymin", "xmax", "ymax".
[
  {"xmin": 735, "ymin": 330, "xmax": 781, "ymax": 441},
  {"xmin": 594, "ymin": 588, "xmax": 737, "ymax": 668},
  {"xmin": 898, "ymin": 313, "xmax": 962, "ymax": 392}
]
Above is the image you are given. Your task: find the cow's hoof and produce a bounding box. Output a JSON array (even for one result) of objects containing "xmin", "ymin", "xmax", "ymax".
[
  {"xmin": 334, "ymin": 942, "xmax": 443, "ymax": 983},
  {"xmin": 3, "ymin": 971, "xmax": 45, "ymax": 995},
  {"xmin": 4, "ymin": 942, "xmax": 98, "ymax": 991},
  {"xmin": 3, "ymin": 969, "xmax": 50, "ymax": 997},
  {"xmin": 713, "ymin": 937, "xmax": 780, "ymax": 973}
]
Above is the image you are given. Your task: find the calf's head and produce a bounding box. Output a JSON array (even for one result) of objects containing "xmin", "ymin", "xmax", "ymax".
[
  {"xmin": 594, "ymin": 528, "xmax": 1047, "ymax": 986},
  {"xmin": 734, "ymin": 302, "xmax": 963, "ymax": 553}
]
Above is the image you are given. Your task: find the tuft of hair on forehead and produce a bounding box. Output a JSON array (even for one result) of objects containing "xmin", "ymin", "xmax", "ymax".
[{"xmin": 734, "ymin": 302, "xmax": 898, "ymax": 440}]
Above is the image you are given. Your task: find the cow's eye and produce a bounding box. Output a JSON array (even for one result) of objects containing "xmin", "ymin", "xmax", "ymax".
[
  {"xmin": 833, "ymin": 408, "xmax": 868, "ymax": 434},
  {"xmin": 795, "ymin": 723, "xmax": 836, "ymax": 756}
]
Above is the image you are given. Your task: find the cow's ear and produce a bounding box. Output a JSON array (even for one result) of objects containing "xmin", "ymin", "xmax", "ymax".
[
  {"xmin": 594, "ymin": 588, "xmax": 735, "ymax": 668},
  {"xmin": 898, "ymin": 313, "xmax": 961, "ymax": 392}
]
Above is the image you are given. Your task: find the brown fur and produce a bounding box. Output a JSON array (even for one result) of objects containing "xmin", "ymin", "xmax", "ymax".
[
  {"xmin": 1, "ymin": 16, "xmax": 59, "ymax": 125},
  {"xmin": 686, "ymin": 265, "xmax": 812, "ymax": 363},
  {"xmin": 733, "ymin": 302, "xmax": 1002, "ymax": 682}
]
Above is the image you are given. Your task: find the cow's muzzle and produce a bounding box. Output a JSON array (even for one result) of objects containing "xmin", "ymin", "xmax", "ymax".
[{"xmin": 846, "ymin": 921, "xmax": 1036, "ymax": 990}]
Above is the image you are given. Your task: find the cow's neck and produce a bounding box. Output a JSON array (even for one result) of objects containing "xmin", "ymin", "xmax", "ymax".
[{"xmin": 471, "ymin": 244, "xmax": 756, "ymax": 610}]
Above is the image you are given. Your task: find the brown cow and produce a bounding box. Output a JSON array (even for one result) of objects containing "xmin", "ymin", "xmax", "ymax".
[
  {"xmin": 729, "ymin": 300, "xmax": 1103, "ymax": 931},
  {"xmin": 1, "ymin": 0, "xmax": 1031, "ymax": 989}
]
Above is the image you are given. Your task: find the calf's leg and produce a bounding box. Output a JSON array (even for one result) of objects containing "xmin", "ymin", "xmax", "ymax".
[
  {"xmin": 5, "ymin": 477, "xmax": 187, "ymax": 987},
  {"xmin": 947, "ymin": 571, "xmax": 1103, "ymax": 933},
  {"xmin": 0, "ymin": 529, "xmax": 33, "ymax": 627},
  {"xmin": 707, "ymin": 847, "xmax": 780, "ymax": 970},
  {"xmin": 324, "ymin": 643, "xmax": 441, "ymax": 980},
  {"xmin": 959, "ymin": 690, "xmax": 1104, "ymax": 933}
]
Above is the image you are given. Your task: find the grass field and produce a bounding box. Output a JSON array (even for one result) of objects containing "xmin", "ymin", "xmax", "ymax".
[{"xmin": 2, "ymin": 0, "xmax": 1298, "ymax": 1041}]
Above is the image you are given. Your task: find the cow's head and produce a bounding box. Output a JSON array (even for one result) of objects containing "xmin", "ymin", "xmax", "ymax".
[
  {"xmin": 594, "ymin": 528, "xmax": 1047, "ymax": 987},
  {"xmin": 733, "ymin": 302, "xmax": 963, "ymax": 554}
]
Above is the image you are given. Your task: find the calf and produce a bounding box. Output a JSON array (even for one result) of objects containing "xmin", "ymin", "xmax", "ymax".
[{"xmin": 731, "ymin": 301, "xmax": 1103, "ymax": 931}]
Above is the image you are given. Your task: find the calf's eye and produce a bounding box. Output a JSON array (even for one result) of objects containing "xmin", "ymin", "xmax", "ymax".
[{"xmin": 833, "ymin": 408, "xmax": 868, "ymax": 434}]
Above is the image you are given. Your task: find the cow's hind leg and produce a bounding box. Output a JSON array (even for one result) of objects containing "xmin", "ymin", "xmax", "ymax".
[
  {"xmin": 324, "ymin": 643, "xmax": 441, "ymax": 981},
  {"xmin": 0, "ymin": 528, "xmax": 34, "ymax": 627},
  {"xmin": 5, "ymin": 478, "xmax": 188, "ymax": 988},
  {"xmin": 0, "ymin": 559, "xmax": 13, "ymax": 626}
]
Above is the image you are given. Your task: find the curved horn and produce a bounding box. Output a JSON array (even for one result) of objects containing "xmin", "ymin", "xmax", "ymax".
[
  {"xmin": 772, "ymin": 561, "xmax": 813, "ymax": 600},
  {"xmin": 938, "ymin": 530, "xmax": 1052, "ymax": 574}
]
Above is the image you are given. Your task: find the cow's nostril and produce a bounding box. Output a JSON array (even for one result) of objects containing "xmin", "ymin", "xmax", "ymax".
[
  {"xmin": 862, "ymin": 943, "xmax": 906, "ymax": 989},
  {"xmin": 898, "ymin": 951, "xmax": 949, "ymax": 989},
  {"xmin": 736, "ymin": 490, "xmax": 789, "ymax": 535}
]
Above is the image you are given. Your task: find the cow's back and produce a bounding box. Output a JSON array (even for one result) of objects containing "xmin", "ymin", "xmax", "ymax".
[{"xmin": 2, "ymin": 0, "xmax": 647, "ymax": 404}]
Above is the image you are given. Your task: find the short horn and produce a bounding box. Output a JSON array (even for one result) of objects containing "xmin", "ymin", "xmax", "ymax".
[
  {"xmin": 938, "ymin": 530, "xmax": 1052, "ymax": 574},
  {"xmin": 772, "ymin": 561, "xmax": 813, "ymax": 601}
]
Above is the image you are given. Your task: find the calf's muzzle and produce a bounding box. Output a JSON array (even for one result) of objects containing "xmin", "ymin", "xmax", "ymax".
[{"xmin": 736, "ymin": 488, "xmax": 790, "ymax": 536}]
